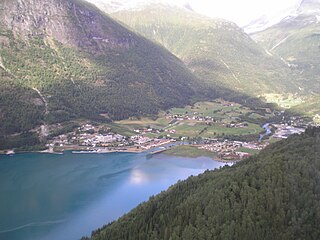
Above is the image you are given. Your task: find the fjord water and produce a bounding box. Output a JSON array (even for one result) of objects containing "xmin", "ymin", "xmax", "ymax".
[{"xmin": 0, "ymin": 152, "xmax": 225, "ymax": 240}]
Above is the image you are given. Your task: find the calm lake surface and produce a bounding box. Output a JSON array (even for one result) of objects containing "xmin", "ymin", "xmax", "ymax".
[{"xmin": 0, "ymin": 151, "xmax": 226, "ymax": 240}]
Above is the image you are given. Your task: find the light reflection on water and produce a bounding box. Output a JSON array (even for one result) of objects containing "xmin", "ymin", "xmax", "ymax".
[{"xmin": 0, "ymin": 152, "xmax": 228, "ymax": 240}]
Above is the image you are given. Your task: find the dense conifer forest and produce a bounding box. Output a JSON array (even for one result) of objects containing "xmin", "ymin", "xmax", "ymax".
[{"xmin": 87, "ymin": 128, "xmax": 320, "ymax": 240}]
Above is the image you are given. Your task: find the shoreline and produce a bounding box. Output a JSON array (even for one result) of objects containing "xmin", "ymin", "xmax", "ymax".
[
  {"xmin": 1, "ymin": 143, "xmax": 240, "ymax": 163},
  {"xmin": 0, "ymin": 141, "xmax": 179, "ymax": 156},
  {"xmin": 0, "ymin": 148, "xmax": 145, "ymax": 156},
  {"xmin": 160, "ymin": 145, "xmax": 242, "ymax": 163}
]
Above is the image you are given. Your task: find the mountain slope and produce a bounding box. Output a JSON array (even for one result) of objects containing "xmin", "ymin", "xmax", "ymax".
[
  {"xmin": 243, "ymin": 1, "xmax": 302, "ymax": 34},
  {"xmin": 251, "ymin": 0, "xmax": 320, "ymax": 93},
  {"xmin": 88, "ymin": 127, "xmax": 320, "ymax": 240},
  {"xmin": 0, "ymin": 69, "xmax": 44, "ymax": 135},
  {"xmin": 0, "ymin": 0, "xmax": 200, "ymax": 137},
  {"xmin": 103, "ymin": 5, "xmax": 301, "ymax": 97}
]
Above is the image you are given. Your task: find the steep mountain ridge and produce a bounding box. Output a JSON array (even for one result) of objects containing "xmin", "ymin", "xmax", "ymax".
[
  {"xmin": 251, "ymin": 0, "xmax": 320, "ymax": 116},
  {"xmin": 85, "ymin": 0, "xmax": 191, "ymax": 13},
  {"xmin": 0, "ymin": 0, "xmax": 138, "ymax": 52},
  {"xmin": 252, "ymin": 0, "xmax": 320, "ymax": 93},
  {"xmin": 0, "ymin": 0, "xmax": 201, "ymax": 137},
  {"xmin": 106, "ymin": 5, "xmax": 301, "ymax": 97}
]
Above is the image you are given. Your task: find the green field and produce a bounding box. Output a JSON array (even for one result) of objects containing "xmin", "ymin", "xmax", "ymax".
[
  {"xmin": 163, "ymin": 145, "xmax": 218, "ymax": 159},
  {"xmin": 170, "ymin": 101, "xmax": 251, "ymax": 120},
  {"xmin": 167, "ymin": 101, "xmax": 266, "ymax": 138},
  {"xmin": 263, "ymin": 93, "xmax": 305, "ymax": 109},
  {"xmin": 237, "ymin": 147, "xmax": 260, "ymax": 155},
  {"xmin": 165, "ymin": 122, "xmax": 262, "ymax": 138},
  {"xmin": 106, "ymin": 101, "xmax": 271, "ymax": 139},
  {"xmin": 104, "ymin": 123, "xmax": 136, "ymax": 137}
]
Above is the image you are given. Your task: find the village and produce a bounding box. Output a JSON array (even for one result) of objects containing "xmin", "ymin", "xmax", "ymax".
[
  {"xmin": 47, "ymin": 100, "xmax": 308, "ymax": 161},
  {"xmin": 47, "ymin": 123, "xmax": 175, "ymax": 153}
]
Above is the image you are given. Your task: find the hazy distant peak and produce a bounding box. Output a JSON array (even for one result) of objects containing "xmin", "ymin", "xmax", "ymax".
[
  {"xmin": 86, "ymin": 0, "xmax": 191, "ymax": 13},
  {"xmin": 183, "ymin": 2, "xmax": 193, "ymax": 11},
  {"xmin": 298, "ymin": 0, "xmax": 320, "ymax": 13},
  {"xmin": 244, "ymin": 0, "xmax": 320, "ymax": 33},
  {"xmin": 300, "ymin": 0, "xmax": 320, "ymax": 6}
]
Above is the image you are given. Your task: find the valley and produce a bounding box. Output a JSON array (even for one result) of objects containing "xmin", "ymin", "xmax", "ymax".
[
  {"xmin": 1, "ymin": 0, "xmax": 320, "ymax": 239},
  {"xmin": 1, "ymin": 0, "xmax": 319, "ymax": 151},
  {"xmin": 0, "ymin": 0, "xmax": 202, "ymax": 140},
  {"xmin": 109, "ymin": 5, "xmax": 301, "ymax": 96},
  {"xmin": 3, "ymin": 100, "xmax": 308, "ymax": 162}
]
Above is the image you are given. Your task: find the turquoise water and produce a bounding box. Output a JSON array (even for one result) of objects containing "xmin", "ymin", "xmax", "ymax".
[{"xmin": 0, "ymin": 151, "xmax": 226, "ymax": 240}]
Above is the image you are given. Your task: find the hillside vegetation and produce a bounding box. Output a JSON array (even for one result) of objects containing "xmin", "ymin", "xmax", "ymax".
[
  {"xmin": 251, "ymin": 14, "xmax": 320, "ymax": 92},
  {"xmin": 251, "ymin": 0, "xmax": 320, "ymax": 118},
  {"xmin": 87, "ymin": 127, "xmax": 320, "ymax": 240},
  {"xmin": 109, "ymin": 5, "xmax": 301, "ymax": 96},
  {"xmin": 0, "ymin": 69, "xmax": 44, "ymax": 135},
  {"xmin": 0, "ymin": 0, "xmax": 202, "ymax": 136}
]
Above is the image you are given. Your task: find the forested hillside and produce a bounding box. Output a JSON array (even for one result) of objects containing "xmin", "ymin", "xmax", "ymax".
[
  {"xmin": 88, "ymin": 128, "xmax": 320, "ymax": 240},
  {"xmin": 0, "ymin": 0, "xmax": 201, "ymax": 137},
  {"xmin": 0, "ymin": 69, "xmax": 44, "ymax": 135}
]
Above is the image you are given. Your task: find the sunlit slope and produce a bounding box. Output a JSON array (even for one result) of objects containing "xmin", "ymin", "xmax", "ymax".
[
  {"xmin": 110, "ymin": 5, "xmax": 300, "ymax": 96},
  {"xmin": 251, "ymin": 0, "xmax": 320, "ymax": 93}
]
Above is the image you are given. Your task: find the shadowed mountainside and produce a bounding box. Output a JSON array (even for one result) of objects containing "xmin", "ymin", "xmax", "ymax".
[{"xmin": 0, "ymin": 0, "xmax": 203, "ymax": 136}]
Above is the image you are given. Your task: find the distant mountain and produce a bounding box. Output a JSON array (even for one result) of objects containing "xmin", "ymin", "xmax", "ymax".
[
  {"xmin": 251, "ymin": 0, "xmax": 320, "ymax": 102},
  {"xmin": 87, "ymin": 0, "xmax": 190, "ymax": 13},
  {"xmin": 299, "ymin": 0, "xmax": 320, "ymax": 12},
  {"xmin": 243, "ymin": 2, "xmax": 301, "ymax": 34},
  {"xmin": 0, "ymin": 0, "xmax": 201, "ymax": 136},
  {"xmin": 103, "ymin": 5, "xmax": 300, "ymax": 98},
  {"xmin": 87, "ymin": 127, "xmax": 320, "ymax": 240}
]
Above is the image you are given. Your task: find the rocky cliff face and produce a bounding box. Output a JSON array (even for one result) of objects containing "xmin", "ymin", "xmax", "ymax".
[{"xmin": 0, "ymin": 0, "xmax": 136, "ymax": 52}]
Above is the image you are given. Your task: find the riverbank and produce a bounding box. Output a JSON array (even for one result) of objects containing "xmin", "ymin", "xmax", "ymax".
[{"xmin": 259, "ymin": 123, "xmax": 272, "ymax": 142}]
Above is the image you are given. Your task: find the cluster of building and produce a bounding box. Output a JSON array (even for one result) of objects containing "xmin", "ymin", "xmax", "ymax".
[
  {"xmin": 47, "ymin": 111, "xmax": 309, "ymax": 158},
  {"xmin": 223, "ymin": 122, "xmax": 249, "ymax": 128},
  {"xmin": 133, "ymin": 127, "xmax": 176, "ymax": 135},
  {"xmin": 166, "ymin": 111, "xmax": 249, "ymax": 130},
  {"xmin": 50, "ymin": 124, "xmax": 126, "ymax": 148},
  {"xmin": 272, "ymin": 124, "xmax": 305, "ymax": 139},
  {"xmin": 196, "ymin": 118, "xmax": 308, "ymax": 160},
  {"xmin": 198, "ymin": 139, "xmax": 268, "ymax": 161},
  {"xmin": 49, "ymin": 123, "xmax": 177, "ymax": 152},
  {"xmin": 166, "ymin": 110, "xmax": 223, "ymax": 124},
  {"xmin": 130, "ymin": 135, "xmax": 151, "ymax": 145},
  {"xmin": 134, "ymin": 128, "xmax": 161, "ymax": 134},
  {"xmin": 81, "ymin": 134, "xmax": 125, "ymax": 147},
  {"xmin": 139, "ymin": 139, "xmax": 174, "ymax": 150}
]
